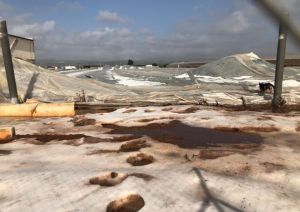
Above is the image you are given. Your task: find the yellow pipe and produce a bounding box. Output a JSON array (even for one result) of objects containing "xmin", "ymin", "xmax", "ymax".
[
  {"xmin": 0, "ymin": 127, "xmax": 15, "ymax": 143},
  {"xmin": 0, "ymin": 103, "xmax": 75, "ymax": 117}
]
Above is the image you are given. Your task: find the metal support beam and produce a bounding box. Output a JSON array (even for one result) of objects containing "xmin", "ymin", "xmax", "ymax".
[
  {"xmin": 0, "ymin": 20, "xmax": 19, "ymax": 104},
  {"xmin": 272, "ymin": 21, "xmax": 287, "ymax": 111}
]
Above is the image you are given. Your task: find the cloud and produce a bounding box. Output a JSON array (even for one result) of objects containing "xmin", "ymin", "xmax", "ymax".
[
  {"xmin": 10, "ymin": 21, "xmax": 56, "ymax": 38},
  {"xmin": 97, "ymin": 10, "xmax": 129, "ymax": 23}
]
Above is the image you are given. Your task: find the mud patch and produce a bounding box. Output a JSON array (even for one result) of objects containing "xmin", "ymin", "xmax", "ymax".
[
  {"xmin": 172, "ymin": 106, "xmax": 199, "ymax": 114},
  {"xmin": 107, "ymin": 194, "xmax": 145, "ymax": 212},
  {"xmin": 15, "ymin": 134, "xmax": 113, "ymax": 145},
  {"xmin": 123, "ymin": 109, "xmax": 137, "ymax": 113},
  {"xmin": 0, "ymin": 150, "xmax": 12, "ymax": 156},
  {"xmin": 71, "ymin": 116, "xmax": 96, "ymax": 126},
  {"xmin": 260, "ymin": 162, "xmax": 285, "ymax": 173},
  {"xmin": 214, "ymin": 126, "xmax": 280, "ymax": 133},
  {"xmin": 257, "ymin": 116, "xmax": 274, "ymax": 121},
  {"xmin": 89, "ymin": 172, "xmax": 128, "ymax": 186},
  {"xmin": 104, "ymin": 120, "xmax": 263, "ymax": 151},
  {"xmin": 119, "ymin": 139, "xmax": 148, "ymax": 152},
  {"xmin": 129, "ymin": 173, "xmax": 155, "ymax": 181},
  {"xmin": 296, "ymin": 123, "xmax": 300, "ymax": 132},
  {"xmin": 144, "ymin": 109, "xmax": 155, "ymax": 113},
  {"xmin": 161, "ymin": 107, "xmax": 173, "ymax": 111},
  {"xmin": 127, "ymin": 153, "xmax": 155, "ymax": 166}
]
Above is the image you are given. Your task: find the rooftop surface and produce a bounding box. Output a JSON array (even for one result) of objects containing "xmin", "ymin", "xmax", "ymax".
[{"xmin": 0, "ymin": 105, "xmax": 300, "ymax": 211}]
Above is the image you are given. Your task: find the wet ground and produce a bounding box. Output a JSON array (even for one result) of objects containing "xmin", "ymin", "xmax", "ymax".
[{"xmin": 0, "ymin": 105, "xmax": 300, "ymax": 211}]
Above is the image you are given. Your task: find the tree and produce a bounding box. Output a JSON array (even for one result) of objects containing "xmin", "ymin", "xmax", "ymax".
[
  {"xmin": 152, "ymin": 63, "xmax": 158, "ymax": 66},
  {"xmin": 127, "ymin": 59, "xmax": 134, "ymax": 65}
]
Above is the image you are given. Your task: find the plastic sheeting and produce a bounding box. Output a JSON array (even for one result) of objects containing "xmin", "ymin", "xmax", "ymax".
[{"xmin": 0, "ymin": 53, "xmax": 300, "ymax": 105}]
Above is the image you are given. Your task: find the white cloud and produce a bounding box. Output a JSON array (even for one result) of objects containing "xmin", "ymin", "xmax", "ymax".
[
  {"xmin": 10, "ymin": 20, "xmax": 56, "ymax": 38},
  {"xmin": 97, "ymin": 10, "xmax": 129, "ymax": 23},
  {"xmin": 219, "ymin": 11, "xmax": 250, "ymax": 34}
]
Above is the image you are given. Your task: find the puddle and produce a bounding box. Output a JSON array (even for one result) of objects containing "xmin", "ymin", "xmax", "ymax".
[{"xmin": 103, "ymin": 120, "xmax": 263, "ymax": 149}]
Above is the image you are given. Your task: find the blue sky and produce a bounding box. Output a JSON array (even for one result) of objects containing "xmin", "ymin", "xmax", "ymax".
[{"xmin": 0, "ymin": 0, "xmax": 299, "ymax": 62}]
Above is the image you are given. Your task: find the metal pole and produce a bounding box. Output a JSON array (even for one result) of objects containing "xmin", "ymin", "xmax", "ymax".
[
  {"xmin": 0, "ymin": 20, "xmax": 19, "ymax": 104},
  {"xmin": 272, "ymin": 20, "xmax": 287, "ymax": 111}
]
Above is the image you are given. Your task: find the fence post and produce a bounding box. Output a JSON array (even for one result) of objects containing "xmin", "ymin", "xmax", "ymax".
[
  {"xmin": 272, "ymin": 18, "xmax": 287, "ymax": 112},
  {"xmin": 0, "ymin": 20, "xmax": 19, "ymax": 104}
]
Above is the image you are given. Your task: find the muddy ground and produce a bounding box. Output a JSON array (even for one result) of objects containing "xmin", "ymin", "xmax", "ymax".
[{"xmin": 0, "ymin": 105, "xmax": 300, "ymax": 211}]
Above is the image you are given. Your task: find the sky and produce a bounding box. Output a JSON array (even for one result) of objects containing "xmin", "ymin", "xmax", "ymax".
[{"xmin": 0, "ymin": 0, "xmax": 300, "ymax": 63}]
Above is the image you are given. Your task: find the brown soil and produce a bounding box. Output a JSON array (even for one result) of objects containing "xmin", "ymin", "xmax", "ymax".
[
  {"xmin": 107, "ymin": 194, "xmax": 145, "ymax": 212},
  {"xmin": 296, "ymin": 123, "xmax": 300, "ymax": 132},
  {"xmin": 144, "ymin": 109, "xmax": 155, "ymax": 113},
  {"xmin": 127, "ymin": 153, "xmax": 155, "ymax": 166},
  {"xmin": 71, "ymin": 116, "xmax": 97, "ymax": 126},
  {"xmin": 260, "ymin": 162, "xmax": 285, "ymax": 173},
  {"xmin": 257, "ymin": 116, "xmax": 274, "ymax": 121},
  {"xmin": 104, "ymin": 120, "xmax": 263, "ymax": 150},
  {"xmin": 172, "ymin": 106, "xmax": 199, "ymax": 114},
  {"xmin": 129, "ymin": 173, "xmax": 155, "ymax": 181},
  {"xmin": 161, "ymin": 107, "xmax": 173, "ymax": 111},
  {"xmin": 214, "ymin": 126, "xmax": 280, "ymax": 133},
  {"xmin": 89, "ymin": 172, "xmax": 128, "ymax": 186},
  {"xmin": 119, "ymin": 139, "xmax": 148, "ymax": 152},
  {"xmin": 123, "ymin": 109, "xmax": 137, "ymax": 113},
  {"xmin": 0, "ymin": 150, "xmax": 12, "ymax": 156}
]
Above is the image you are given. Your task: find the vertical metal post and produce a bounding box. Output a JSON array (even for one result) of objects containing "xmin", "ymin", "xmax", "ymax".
[
  {"xmin": 272, "ymin": 20, "xmax": 287, "ymax": 111},
  {"xmin": 0, "ymin": 20, "xmax": 19, "ymax": 104}
]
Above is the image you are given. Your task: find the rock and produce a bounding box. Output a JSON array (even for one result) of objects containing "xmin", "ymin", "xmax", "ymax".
[{"xmin": 0, "ymin": 127, "xmax": 15, "ymax": 143}]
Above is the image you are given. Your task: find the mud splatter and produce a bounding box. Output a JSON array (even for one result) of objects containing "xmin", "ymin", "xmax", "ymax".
[
  {"xmin": 144, "ymin": 109, "xmax": 155, "ymax": 113},
  {"xmin": 127, "ymin": 153, "xmax": 155, "ymax": 166},
  {"xmin": 172, "ymin": 106, "xmax": 199, "ymax": 114},
  {"xmin": 71, "ymin": 116, "xmax": 96, "ymax": 126},
  {"xmin": 161, "ymin": 107, "xmax": 173, "ymax": 112},
  {"xmin": 119, "ymin": 139, "xmax": 148, "ymax": 152},
  {"xmin": 257, "ymin": 116, "xmax": 274, "ymax": 121},
  {"xmin": 129, "ymin": 173, "xmax": 155, "ymax": 181},
  {"xmin": 260, "ymin": 162, "xmax": 285, "ymax": 173},
  {"xmin": 107, "ymin": 194, "xmax": 145, "ymax": 212},
  {"xmin": 89, "ymin": 172, "xmax": 128, "ymax": 186},
  {"xmin": 214, "ymin": 126, "xmax": 280, "ymax": 133},
  {"xmin": 123, "ymin": 109, "xmax": 137, "ymax": 113},
  {"xmin": 0, "ymin": 150, "xmax": 12, "ymax": 156},
  {"xmin": 104, "ymin": 120, "xmax": 263, "ymax": 150}
]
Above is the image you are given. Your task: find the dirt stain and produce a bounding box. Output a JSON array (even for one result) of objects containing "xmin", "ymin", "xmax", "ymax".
[
  {"xmin": 71, "ymin": 116, "xmax": 96, "ymax": 126},
  {"xmin": 129, "ymin": 173, "xmax": 155, "ymax": 181},
  {"xmin": 15, "ymin": 134, "xmax": 137, "ymax": 145},
  {"xmin": 123, "ymin": 109, "xmax": 137, "ymax": 113},
  {"xmin": 103, "ymin": 120, "xmax": 263, "ymax": 150},
  {"xmin": 172, "ymin": 106, "xmax": 199, "ymax": 114},
  {"xmin": 260, "ymin": 162, "xmax": 285, "ymax": 173},
  {"xmin": 214, "ymin": 126, "xmax": 280, "ymax": 133},
  {"xmin": 0, "ymin": 150, "xmax": 12, "ymax": 156}
]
